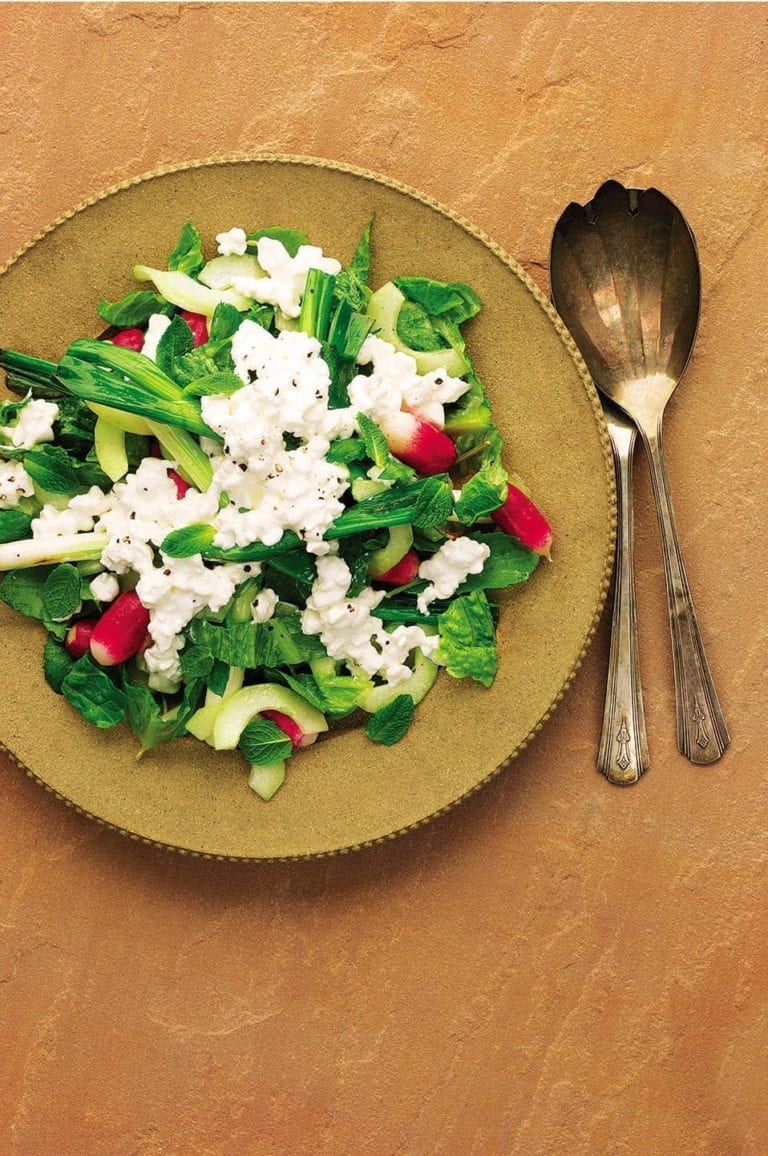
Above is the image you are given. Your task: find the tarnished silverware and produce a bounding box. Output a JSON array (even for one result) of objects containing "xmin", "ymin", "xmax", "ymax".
[{"xmin": 551, "ymin": 180, "xmax": 729, "ymax": 766}]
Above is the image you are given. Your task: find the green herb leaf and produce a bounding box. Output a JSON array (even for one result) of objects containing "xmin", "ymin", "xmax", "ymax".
[
  {"xmin": 436, "ymin": 590, "xmax": 498, "ymax": 687},
  {"xmin": 365, "ymin": 694, "xmax": 416, "ymax": 745},
  {"xmin": 168, "ymin": 222, "xmax": 205, "ymax": 277},
  {"xmin": 0, "ymin": 510, "xmax": 32, "ymax": 544},
  {"xmin": 246, "ymin": 227, "xmax": 309, "ymax": 258},
  {"xmin": 178, "ymin": 645, "xmax": 215, "ymax": 680},
  {"xmin": 238, "ymin": 716, "xmax": 293, "ymax": 766},
  {"xmin": 161, "ymin": 523, "xmax": 217, "ymax": 558},
  {"xmin": 23, "ymin": 444, "xmax": 82, "ymax": 496},
  {"xmin": 0, "ymin": 566, "xmax": 50, "ymax": 620},
  {"xmin": 395, "ymin": 277, "xmax": 481, "ymax": 325},
  {"xmin": 209, "ymin": 301, "xmax": 243, "ymax": 343},
  {"xmin": 43, "ymin": 637, "xmax": 77, "ymax": 694},
  {"xmin": 60, "ymin": 655, "xmax": 127, "ymax": 728},
  {"xmin": 97, "ymin": 290, "xmax": 168, "ymax": 328},
  {"xmin": 181, "ymin": 370, "xmax": 243, "ymax": 398},
  {"xmin": 395, "ymin": 300, "xmax": 447, "ymax": 352},
  {"xmin": 458, "ymin": 531, "xmax": 539, "ymax": 591},
  {"xmin": 42, "ymin": 563, "xmax": 82, "ymax": 621},
  {"xmin": 205, "ymin": 659, "xmax": 230, "ymax": 697},
  {"xmin": 123, "ymin": 678, "xmax": 204, "ymax": 753},
  {"xmin": 155, "ymin": 314, "xmax": 196, "ymax": 381},
  {"xmin": 454, "ymin": 461, "xmax": 507, "ymax": 525},
  {"xmin": 356, "ymin": 413, "xmax": 389, "ymax": 468},
  {"xmin": 335, "ymin": 219, "xmax": 373, "ymax": 311},
  {"xmin": 326, "ymin": 437, "xmax": 367, "ymax": 466},
  {"xmin": 411, "ymin": 475, "xmax": 454, "ymax": 530}
]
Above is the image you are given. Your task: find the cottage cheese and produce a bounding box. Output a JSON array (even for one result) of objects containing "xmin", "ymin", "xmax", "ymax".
[
  {"xmin": 0, "ymin": 460, "xmax": 34, "ymax": 509},
  {"xmin": 216, "ymin": 226, "xmax": 248, "ymax": 257},
  {"xmin": 3, "ymin": 397, "xmax": 59, "ymax": 449},
  {"xmin": 232, "ymin": 237, "xmax": 341, "ymax": 319},
  {"xmin": 141, "ymin": 313, "xmax": 172, "ymax": 362},
  {"xmin": 251, "ymin": 587, "xmax": 279, "ymax": 624},
  {"xmin": 302, "ymin": 554, "xmax": 437, "ymax": 686},
  {"xmin": 89, "ymin": 572, "xmax": 120, "ymax": 603},
  {"xmin": 348, "ymin": 335, "xmax": 469, "ymax": 428},
  {"xmin": 416, "ymin": 536, "xmax": 491, "ymax": 615}
]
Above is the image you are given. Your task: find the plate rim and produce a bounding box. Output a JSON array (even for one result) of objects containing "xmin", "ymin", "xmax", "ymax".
[{"xmin": 0, "ymin": 153, "xmax": 617, "ymax": 861}]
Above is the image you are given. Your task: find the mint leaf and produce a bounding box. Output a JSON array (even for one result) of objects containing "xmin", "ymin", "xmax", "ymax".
[
  {"xmin": 209, "ymin": 301, "xmax": 243, "ymax": 343},
  {"xmin": 238, "ymin": 717, "xmax": 293, "ymax": 766},
  {"xmin": 0, "ymin": 510, "xmax": 32, "ymax": 544},
  {"xmin": 60, "ymin": 655, "xmax": 127, "ymax": 728},
  {"xmin": 43, "ymin": 638, "xmax": 77, "ymax": 694},
  {"xmin": 436, "ymin": 591, "xmax": 498, "ymax": 687},
  {"xmin": 0, "ymin": 567, "xmax": 49, "ymax": 620},
  {"xmin": 155, "ymin": 314, "xmax": 196, "ymax": 381},
  {"xmin": 246, "ymin": 227, "xmax": 309, "ymax": 258},
  {"xmin": 42, "ymin": 563, "xmax": 82, "ymax": 621},
  {"xmin": 178, "ymin": 645, "xmax": 214, "ymax": 680},
  {"xmin": 168, "ymin": 222, "xmax": 205, "ymax": 277},
  {"xmin": 365, "ymin": 694, "xmax": 415, "ymax": 745},
  {"xmin": 458, "ymin": 531, "xmax": 539, "ymax": 592},
  {"xmin": 161, "ymin": 523, "xmax": 216, "ymax": 558},
  {"xmin": 454, "ymin": 457, "xmax": 508, "ymax": 525},
  {"xmin": 335, "ymin": 218, "xmax": 373, "ymax": 312},
  {"xmin": 205, "ymin": 659, "xmax": 230, "ymax": 697},
  {"xmin": 123, "ymin": 678, "xmax": 204, "ymax": 753},
  {"xmin": 23, "ymin": 445, "xmax": 82, "ymax": 495},
  {"xmin": 356, "ymin": 413, "xmax": 389, "ymax": 468},
  {"xmin": 326, "ymin": 437, "xmax": 367, "ymax": 466},
  {"xmin": 181, "ymin": 371, "xmax": 243, "ymax": 398},
  {"xmin": 396, "ymin": 300, "xmax": 447, "ymax": 352},
  {"xmin": 411, "ymin": 475, "xmax": 454, "ymax": 530},
  {"xmin": 97, "ymin": 290, "xmax": 168, "ymax": 328}
]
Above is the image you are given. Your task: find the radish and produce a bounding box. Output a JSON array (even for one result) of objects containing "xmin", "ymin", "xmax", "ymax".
[
  {"xmin": 262, "ymin": 709, "xmax": 319, "ymax": 749},
  {"xmin": 491, "ymin": 483, "xmax": 553, "ymax": 558},
  {"xmin": 372, "ymin": 549, "xmax": 420, "ymax": 586},
  {"xmin": 110, "ymin": 328, "xmax": 145, "ymax": 352},
  {"xmin": 90, "ymin": 591, "xmax": 151, "ymax": 666},
  {"xmin": 379, "ymin": 411, "xmax": 457, "ymax": 475},
  {"xmin": 167, "ymin": 468, "xmax": 191, "ymax": 498},
  {"xmin": 212, "ymin": 685, "xmax": 328, "ymax": 751},
  {"xmin": 178, "ymin": 310, "xmax": 208, "ymax": 347},
  {"xmin": 65, "ymin": 619, "xmax": 97, "ymax": 658}
]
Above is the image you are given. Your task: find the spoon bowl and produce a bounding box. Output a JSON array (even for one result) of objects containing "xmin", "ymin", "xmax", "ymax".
[{"xmin": 551, "ymin": 181, "xmax": 729, "ymax": 765}]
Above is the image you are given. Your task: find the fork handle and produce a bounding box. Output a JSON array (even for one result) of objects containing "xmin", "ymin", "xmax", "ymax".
[
  {"xmin": 598, "ymin": 422, "xmax": 649, "ymax": 784},
  {"xmin": 641, "ymin": 422, "xmax": 730, "ymax": 763}
]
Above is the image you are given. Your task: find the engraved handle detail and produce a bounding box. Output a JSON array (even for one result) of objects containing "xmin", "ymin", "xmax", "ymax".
[
  {"xmin": 642, "ymin": 422, "xmax": 729, "ymax": 764},
  {"xmin": 598, "ymin": 420, "xmax": 649, "ymax": 784}
]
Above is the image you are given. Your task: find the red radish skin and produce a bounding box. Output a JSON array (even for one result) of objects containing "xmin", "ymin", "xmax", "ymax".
[
  {"xmin": 110, "ymin": 328, "xmax": 145, "ymax": 352},
  {"xmin": 178, "ymin": 310, "xmax": 209, "ymax": 347},
  {"xmin": 65, "ymin": 619, "xmax": 97, "ymax": 658},
  {"xmin": 90, "ymin": 591, "xmax": 151, "ymax": 666},
  {"xmin": 372, "ymin": 549, "xmax": 421, "ymax": 587},
  {"xmin": 491, "ymin": 483, "xmax": 553, "ymax": 558},
  {"xmin": 168, "ymin": 469, "xmax": 191, "ymax": 498},
  {"xmin": 262, "ymin": 709, "xmax": 319, "ymax": 750},
  {"xmin": 379, "ymin": 411, "xmax": 457, "ymax": 476}
]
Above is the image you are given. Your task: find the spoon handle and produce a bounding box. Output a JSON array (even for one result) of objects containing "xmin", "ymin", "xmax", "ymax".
[
  {"xmin": 599, "ymin": 417, "xmax": 650, "ymax": 784},
  {"xmin": 641, "ymin": 422, "xmax": 730, "ymax": 764}
]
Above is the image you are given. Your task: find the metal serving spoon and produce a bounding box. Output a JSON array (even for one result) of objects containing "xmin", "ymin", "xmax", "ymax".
[{"xmin": 550, "ymin": 180, "xmax": 729, "ymax": 766}]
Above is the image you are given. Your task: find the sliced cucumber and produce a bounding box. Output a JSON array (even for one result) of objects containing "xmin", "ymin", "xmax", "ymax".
[
  {"xmin": 212, "ymin": 684, "xmax": 328, "ymax": 751},
  {"xmin": 87, "ymin": 402, "xmax": 153, "ymax": 436},
  {"xmin": 366, "ymin": 282, "xmax": 469, "ymax": 377},
  {"xmin": 248, "ymin": 761, "xmax": 286, "ymax": 801},
  {"xmin": 358, "ymin": 649, "xmax": 438, "ymax": 714},
  {"xmin": 133, "ymin": 266, "xmax": 251, "ymax": 317},
  {"xmin": 368, "ymin": 524, "xmax": 413, "ymax": 579},
  {"xmin": 94, "ymin": 416, "xmax": 129, "ymax": 482},
  {"xmin": 351, "ymin": 477, "xmax": 389, "ymax": 502},
  {"xmin": 198, "ymin": 253, "xmax": 263, "ymax": 291}
]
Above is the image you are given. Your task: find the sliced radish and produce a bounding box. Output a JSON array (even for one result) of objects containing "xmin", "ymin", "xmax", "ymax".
[
  {"xmin": 212, "ymin": 685, "xmax": 328, "ymax": 751},
  {"xmin": 178, "ymin": 310, "xmax": 209, "ymax": 347},
  {"xmin": 262, "ymin": 708, "xmax": 319, "ymax": 749},
  {"xmin": 378, "ymin": 411, "xmax": 457, "ymax": 475},
  {"xmin": 491, "ymin": 483, "xmax": 553, "ymax": 557},
  {"xmin": 90, "ymin": 591, "xmax": 151, "ymax": 666},
  {"xmin": 372, "ymin": 549, "xmax": 420, "ymax": 586},
  {"xmin": 110, "ymin": 328, "xmax": 144, "ymax": 352},
  {"xmin": 65, "ymin": 619, "xmax": 97, "ymax": 658},
  {"xmin": 167, "ymin": 468, "xmax": 191, "ymax": 498}
]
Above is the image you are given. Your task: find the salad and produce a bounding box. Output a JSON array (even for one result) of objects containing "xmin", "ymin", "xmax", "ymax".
[{"xmin": 0, "ymin": 219, "xmax": 552, "ymax": 799}]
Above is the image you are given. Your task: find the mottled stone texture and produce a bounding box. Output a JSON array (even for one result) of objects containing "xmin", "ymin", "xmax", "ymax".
[{"xmin": 1, "ymin": 4, "xmax": 766, "ymax": 1153}]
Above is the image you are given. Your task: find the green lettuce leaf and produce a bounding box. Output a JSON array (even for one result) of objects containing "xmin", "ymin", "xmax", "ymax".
[
  {"xmin": 60, "ymin": 655, "xmax": 127, "ymax": 728},
  {"xmin": 436, "ymin": 590, "xmax": 498, "ymax": 687},
  {"xmin": 97, "ymin": 290, "xmax": 170, "ymax": 328},
  {"xmin": 168, "ymin": 222, "xmax": 205, "ymax": 277}
]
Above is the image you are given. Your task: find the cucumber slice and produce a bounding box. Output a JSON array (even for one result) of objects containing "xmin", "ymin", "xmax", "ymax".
[
  {"xmin": 198, "ymin": 253, "xmax": 262, "ymax": 290},
  {"xmin": 368, "ymin": 524, "xmax": 413, "ymax": 578},
  {"xmin": 357, "ymin": 649, "xmax": 438, "ymax": 714},
  {"xmin": 366, "ymin": 283, "xmax": 469, "ymax": 377},
  {"xmin": 133, "ymin": 266, "xmax": 251, "ymax": 317},
  {"xmin": 94, "ymin": 416, "xmax": 128, "ymax": 482},
  {"xmin": 212, "ymin": 684, "xmax": 328, "ymax": 751},
  {"xmin": 185, "ymin": 702, "xmax": 223, "ymax": 743},
  {"xmin": 351, "ymin": 477, "xmax": 389, "ymax": 502},
  {"xmin": 87, "ymin": 402, "xmax": 153, "ymax": 436},
  {"xmin": 248, "ymin": 761, "xmax": 286, "ymax": 801}
]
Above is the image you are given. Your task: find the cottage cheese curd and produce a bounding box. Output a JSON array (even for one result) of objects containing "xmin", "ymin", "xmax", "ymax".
[
  {"xmin": 3, "ymin": 397, "xmax": 59, "ymax": 449},
  {"xmin": 0, "ymin": 460, "xmax": 34, "ymax": 509},
  {"xmin": 216, "ymin": 226, "xmax": 248, "ymax": 257},
  {"xmin": 232, "ymin": 237, "xmax": 341, "ymax": 319},
  {"xmin": 416, "ymin": 537, "xmax": 491, "ymax": 615},
  {"xmin": 347, "ymin": 335, "xmax": 469, "ymax": 428}
]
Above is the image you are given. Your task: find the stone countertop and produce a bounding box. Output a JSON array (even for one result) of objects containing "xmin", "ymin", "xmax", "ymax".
[{"xmin": 0, "ymin": 4, "xmax": 765, "ymax": 1153}]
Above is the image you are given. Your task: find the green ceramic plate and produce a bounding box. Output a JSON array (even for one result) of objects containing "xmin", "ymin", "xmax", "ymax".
[{"xmin": 0, "ymin": 156, "xmax": 615, "ymax": 860}]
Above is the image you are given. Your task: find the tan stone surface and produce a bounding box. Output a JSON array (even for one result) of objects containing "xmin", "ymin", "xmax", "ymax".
[{"xmin": 0, "ymin": 3, "xmax": 766, "ymax": 1153}]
